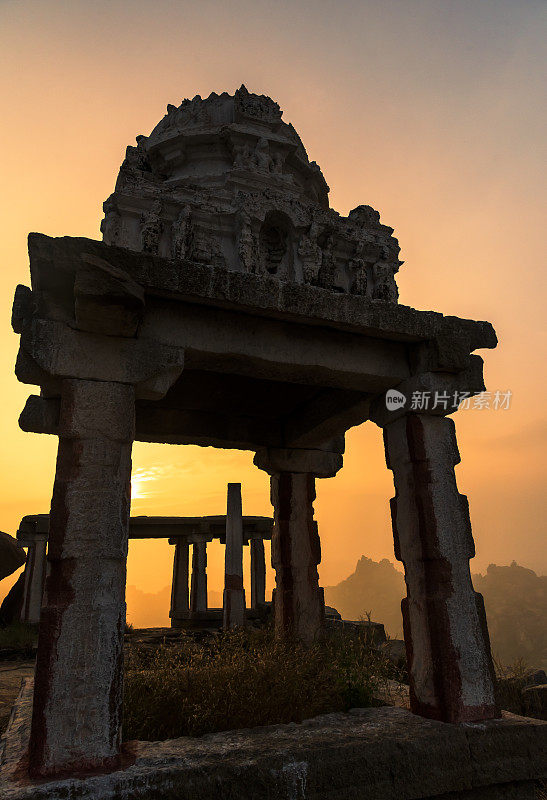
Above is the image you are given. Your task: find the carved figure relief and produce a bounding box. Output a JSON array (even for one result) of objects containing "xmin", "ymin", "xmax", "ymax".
[
  {"xmin": 233, "ymin": 143, "xmax": 253, "ymax": 169},
  {"xmin": 298, "ymin": 222, "xmax": 322, "ymax": 285},
  {"xmin": 372, "ymin": 260, "xmax": 398, "ymax": 302},
  {"xmin": 100, "ymin": 199, "xmax": 120, "ymax": 246},
  {"xmin": 348, "ymin": 240, "xmax": 368, "ymax": 296},
  {"xmin": 317, "ymin": 235, "xmax": 337, "ymax": 289},
  {"xmin": 140, "ymin": 200, "xmax": 163, "ymax": 254},
  {"xmin": 254, "ymin": 138, "xmax": 273, "ymax": 172},
  {"xmin": 171, "ymin": 205, "xmax": 193, "ymax": 261},
  {"xmin": 190, "ymin": 232, "xmax": 226, "ymax": 267},
  {"xmin": 238, "ymin": 211, "xmax": 260, "ymax": 273}
]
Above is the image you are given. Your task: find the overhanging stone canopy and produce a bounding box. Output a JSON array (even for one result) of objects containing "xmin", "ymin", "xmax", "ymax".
[{"xmin": 12, "ymin": 86, "xmax": 501, "ymax": 779}]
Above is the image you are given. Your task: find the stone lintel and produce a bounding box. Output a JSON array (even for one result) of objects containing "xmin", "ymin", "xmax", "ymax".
[
  {"xmin": 17, "ymin": 318, "xmax": 184, "ymax": 400},
  {"xmin": 15, "ymin": 513, "xmax": 273, "ymax": 542},
  {"xmin": 25, "ymin": 234, "xmax": 497, "ymax": 353},
  {"xmin": 2, "ymin": 680, "xmax": 544, "ymax": 800},
  {"xmin": 254, "ymin": 447, "xmax": 343, "ymax": 478}
]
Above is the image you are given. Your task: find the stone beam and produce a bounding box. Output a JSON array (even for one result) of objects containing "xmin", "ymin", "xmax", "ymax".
[
  {"xmin": 135, "ymin": 405, "xmax": 284, "ymax": 449},
  {"xmin": 25, "ymin": 234, "xmax": 498, "ymax": 352},
  {"xmin": 16, "ymin": 318, "xmax": 184, "ymax": 401},
  {"xmin": 283, "ymin": 389, "xmax": 371, "ymax": 447},
  {"xmin": 144, "ymin": 299, "xmax": 411, "ymax": 393}
]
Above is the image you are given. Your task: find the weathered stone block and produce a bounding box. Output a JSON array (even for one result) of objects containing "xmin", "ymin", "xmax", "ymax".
[
  {"xmin": 254, "ymin": 447, "xmax": 343, "ymax": 478},
  {"xmin": 74, "ymin": 254, "xmax": 145, "ymax": 337},
  {"xmin": 1, "ymin": 681, "xmax": 545, "ymax": 800}
]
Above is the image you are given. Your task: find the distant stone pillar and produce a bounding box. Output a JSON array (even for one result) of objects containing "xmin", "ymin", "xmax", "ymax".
[
  {"xmin": 223, "ymin": 483, "xmax": 246, "ymax": 628},
  {"xmin": 254, "ymin": 447, "xmax": 342, "ymax": 643},
  {"xmin": 169, "ymin": 537, "xmax": 189, "ymax": 626},
  {"xmin": 383, "ymin": 413, "xmax": 498, "ymax": 723},
  {"xmin": 250, "ymin": 538, "xmax": 266, "ymax": 609},
  {"xmin": 29, "ymin": 379, "xmax": 134, "ymax": 777},
  {"xmin": 20, "ymin": 535, "xmax": 47, "ymax": 625},
  {"xmin": 190, "ymin": 538, "xmax": 208, "ymax": 614}
]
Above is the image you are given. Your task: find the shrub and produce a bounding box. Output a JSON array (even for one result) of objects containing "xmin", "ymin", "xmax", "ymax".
[{"xmin": 123, "ymin": 626, "xmax": 400, "ymax": 741}]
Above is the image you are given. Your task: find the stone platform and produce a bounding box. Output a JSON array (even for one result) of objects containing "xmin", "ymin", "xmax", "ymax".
[{"xmin": 1, "ymin": 679, "xmax": 545, "ymax": 800}]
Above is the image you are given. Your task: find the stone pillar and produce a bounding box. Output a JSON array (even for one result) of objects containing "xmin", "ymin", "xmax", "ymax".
[
  {"xmin": 20, "ymin": 535, "xmax": 48, "ymax": 625},
  {"xmin": 223, "ymin": 483, "xmax": 246, "ymax": 629},
  {"xmin": 383, "ymin": 413, "xmax": 498, "ymax": 723},
  {"xmin": 250, "ymin": 538, "xmax": 266, "ymax": 609},
  {"xmin": 29, "ymin": 378, "xmax": 135, "ymax": 777},
  {"xmin": 190, "ymin": 538, "xmax": 208, "ymax": 614},
  {"xmin": 169, "ymin": 538, "xmax": 189, "ymax": 626},
  {"xmin": 254, "ymin": 447, "xmax": 342, "ymax": 643}
]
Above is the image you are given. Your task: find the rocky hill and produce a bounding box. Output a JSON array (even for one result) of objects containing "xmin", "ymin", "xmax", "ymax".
[{"xmin": 325, "ymin": 557, "xmax": 547, "ymax": 669}]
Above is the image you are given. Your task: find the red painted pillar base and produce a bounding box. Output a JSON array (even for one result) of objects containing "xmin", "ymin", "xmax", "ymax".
[
  {"xmin": 384, "ymin": 414, "xmax": 498, "ymax": 723},
  {"xmin": 29, "ymin": 379, "xmax": 134, "ymax": 777},
  {"xmin": 270, "ymin": 472, "xmax": 324, "ymax": 643}
]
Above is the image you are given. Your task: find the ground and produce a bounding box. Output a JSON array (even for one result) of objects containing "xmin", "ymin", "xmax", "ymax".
[{"xmin": 0, "ymin": 661, "xmax": 34, "ymax": 735}]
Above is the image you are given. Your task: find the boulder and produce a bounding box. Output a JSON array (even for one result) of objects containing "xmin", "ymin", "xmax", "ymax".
[
  {"xmin": 521, "ymin": 684, "xmax": 547, "ymax": 720},
  {"xmin": 0, "ymin": 531, "xmax": 26, "ymax": 580},
  {"xmin": 381, "ymin": 639, "xmax": 407, "ymax": 668},
  {"xmin": 523, "ymin": 668, "xmax": 547, "ymax": 687},
  {"xmin": 0, "ymin": 570, "xmax": 25, "ymax": 626}
]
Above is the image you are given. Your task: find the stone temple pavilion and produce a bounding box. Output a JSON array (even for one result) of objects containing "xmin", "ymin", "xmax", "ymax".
[{"xmin": 10, "ymin": 86, "xmax": 509, "ymax": 780}]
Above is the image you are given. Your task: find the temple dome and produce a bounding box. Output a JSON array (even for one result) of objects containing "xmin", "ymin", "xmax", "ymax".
[{"xmin": 101, "ymin": 86, "xmax": 401, "ymax": 300}]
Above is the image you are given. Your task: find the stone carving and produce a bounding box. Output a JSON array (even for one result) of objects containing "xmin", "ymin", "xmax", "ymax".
[
  {"xmin": 190, "ymin": 232, "xmax": 225, "ymax": 267},
  {"xmin": 298, "ymin": 223, "xmax": 322, "ymax": 285},
  {"xmin": 372, "ymin": 259, "xmax": 398, "ymax": 303},
  {"xmin": 171, "ymin": 205, "xmax": 193, "ymax": 261},
  {"xmin": 317, "ymin": 235, "xmax": 337, "ymax": 289},
  {"xmin": 238, "ymin": 211, "xmax": 259, "ymax": 273},
  {"xmin": 103, "ymin": 87, "xmax": 401, "ymax": 299},
  {"xmin": 253, "ymin": 137, "xmax": 274, "ymax": 172},
  {"xmin": 271, "ymin": 152, "xmax": 284, "ymax": 174},
  {"xmin": 140, "ymin": 200, "xmax": 163, "ymax": 254},
  {"xmin": 348, "ymin": 240, "xmax": 368, "ymax": 296},
  {"xmin": 348, "ymin": 204, "xmax": 381, "ymax": 227},
  {"xmin": 233, "ymin": 142, "xmax": 253, "ymax": 169},
  {"xmin": 234, "ymin": 84, "xmax": 282, "ymax": 123},
  {"xmin": 100, "ymin": 198, "xmax": 120, "ymax": 246}
]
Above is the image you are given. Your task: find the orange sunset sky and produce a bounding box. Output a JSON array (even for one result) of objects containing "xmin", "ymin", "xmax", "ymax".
[{"xmin": 1, "ymin": 0, "xmax": 545, "ymax": 623}]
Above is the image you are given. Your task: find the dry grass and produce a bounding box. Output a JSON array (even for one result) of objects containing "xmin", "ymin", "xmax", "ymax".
[
  {"xmin": 494, "ymin": 656, "xmax": 533, "ymax": 715},
  {"xmin": 123, "ymin": 626, "xmax": 401, "ymax": 741},
  {"xmin": 0, "ymin": 623, "xmax": 37, "ymax": 655}
]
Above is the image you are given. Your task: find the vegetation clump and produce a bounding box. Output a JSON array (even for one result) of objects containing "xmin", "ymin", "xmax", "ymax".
[
  {"xmin": 123, "ymin": 626, "xmax": 401, "ymax": 741},
  {"xmin": 0, "ymin": 623, "xmax": 37, "ymax": 656}
]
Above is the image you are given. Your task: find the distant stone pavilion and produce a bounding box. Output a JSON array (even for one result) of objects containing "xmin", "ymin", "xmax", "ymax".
[
  {"xmin": 16, "ymin": 483, "xmax": 271, "ymax": 629},
  {"xmin": 12, "ymin": 86, "xmax": 502, "ymax": 778}
]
